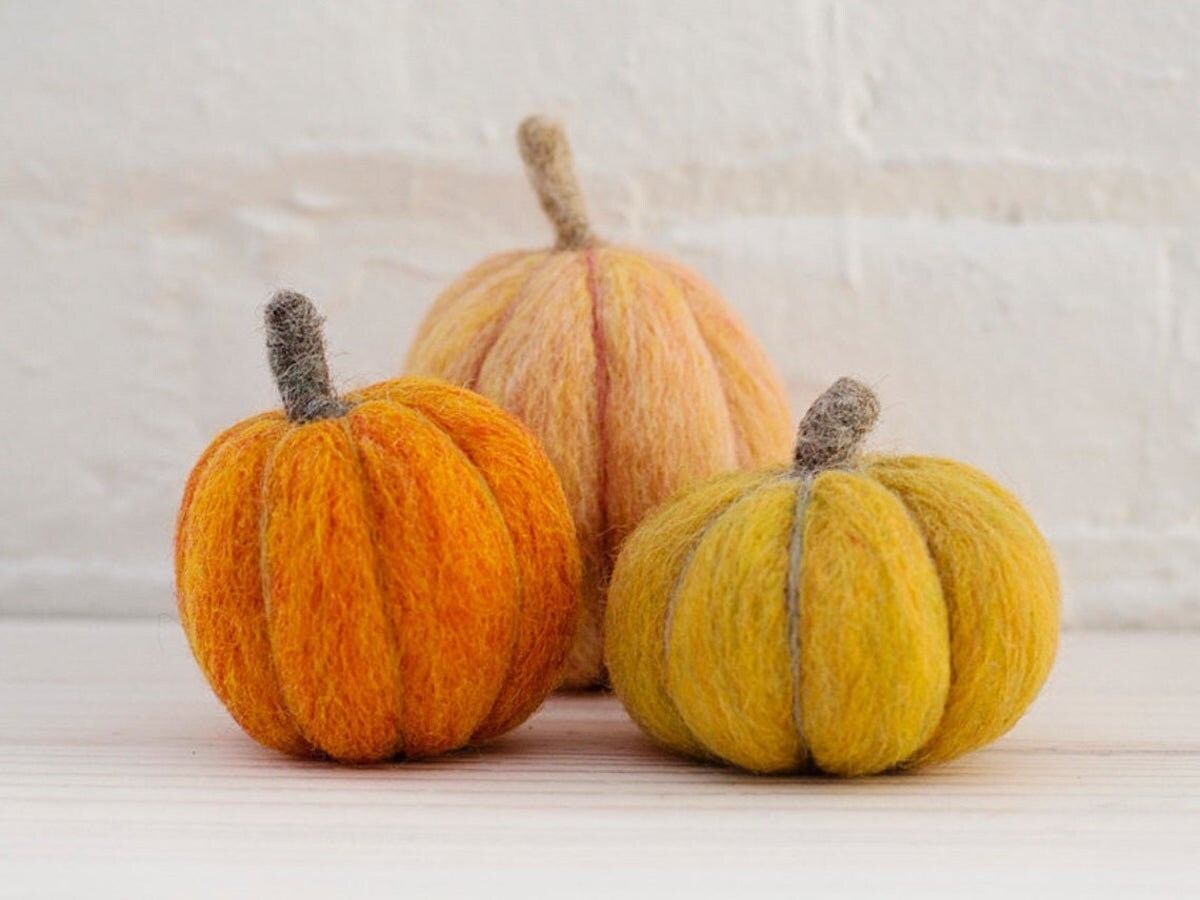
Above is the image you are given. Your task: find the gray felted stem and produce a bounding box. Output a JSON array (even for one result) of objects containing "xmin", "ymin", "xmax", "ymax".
[
  {"xmin": 793, "ymin": 377, "xmax": 880, "ymax": 474},
  {"xmin": 264, "ymin": 290, "xmax": 350, "ymax": 422},
  {"xmin": 517, "ymin": 115, "xmax": 596, "ymax": 251}
]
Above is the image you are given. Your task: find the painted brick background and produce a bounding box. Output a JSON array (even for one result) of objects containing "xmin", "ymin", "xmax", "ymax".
[{"xmin": 1, "ymin": 1, "xmax": 1197, "ymax": 624}]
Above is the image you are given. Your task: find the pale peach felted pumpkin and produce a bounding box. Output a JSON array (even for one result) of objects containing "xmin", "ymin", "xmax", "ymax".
[{"xmin": 405, "ymin": 116, "xmax": 792, "ymax": 687}]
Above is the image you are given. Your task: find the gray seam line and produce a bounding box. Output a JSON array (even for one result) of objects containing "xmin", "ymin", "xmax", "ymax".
[
  {"xmin": 786, "ymin": 476, "xmax": 812, "ymax": 765},
  {"xmin": 660, "ymin": 473, "xmax": 796, "ymax": 753}
]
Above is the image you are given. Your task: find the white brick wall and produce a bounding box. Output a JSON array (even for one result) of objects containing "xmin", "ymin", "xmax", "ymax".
[{"xmin": 1, "ymin": 1, "xmax": 1196, "ymax": 625}]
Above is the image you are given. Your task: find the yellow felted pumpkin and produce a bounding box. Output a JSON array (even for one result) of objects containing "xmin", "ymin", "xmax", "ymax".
[
  {"xmin": 405, "ymin": 116, "xmax": 792, "ymax": 688},
  {"xmin": 605, "ymin": 377, "xmax": 1059, "ymax": 776},
  {"xmin": 175, "ymin": 291, "xmax": 579, "ymax": 762}
]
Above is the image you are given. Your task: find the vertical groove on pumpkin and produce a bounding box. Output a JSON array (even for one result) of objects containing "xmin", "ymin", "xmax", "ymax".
[
  {"xmin": 255, "ymin": 428, "xmax": 318, "ymax": 756},
  {"xmin": 518, "ymin": 115, "xmax": 596, "ymax": 251},
  {"xmin": 265, "ymin": 290, "xmax": 351, "ymax": 422},
  {"xmin": 462, "ymin": 254, "xmax": 557, "ymax": 391},
  {"xmin": 570, "ymin": 247, "xmax": 613, "ymax": 687},
  {"xmin": 659, "ymin": 478, "xmax": 789, "ymax": 763},
  {"xmin": 793, "ymin": 377, "xmax": 880, "ymax": 474},
  {"xmin": 584, "ymin": 249, "xmax": 612, "ymax": 581},
  {"xmin": 337, "ymin": 414, "xmax": 407, "ymax": 759},
  {"xmin": 784, "ymin": 477, "xmax": 812, "ymax": 770},
  {"xmin": 677, "ymin": 277, "xmax": 746, "ymax": 464},
  {"xmin": 399, "ymin": 405, "xmax": 522, "ymax": 736}
]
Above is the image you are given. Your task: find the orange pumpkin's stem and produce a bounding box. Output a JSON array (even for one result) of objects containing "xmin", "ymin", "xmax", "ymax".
[
  {"xmin": 793, "ymin": 377, "xmax": 880, "ymax": 474},
  {"xmin": 517, "ymin": 115, "xmax": 596, "ymax": 251},
  {"xmin": 264, "ymin": 290, "xmax": 350, "ymax": 422}
]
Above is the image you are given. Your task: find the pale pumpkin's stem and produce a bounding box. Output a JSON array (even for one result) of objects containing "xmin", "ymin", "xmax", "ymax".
[
  {"xmin": 264, "ymin": 290, "xmax": 350, "ymax": 422},
  {"xmin": 517, "ymin": 115, "xmax": 596, "ymax": 251},
  {"xmin": 793, "ymin": 377, "xmax": 880, "ymax": 473}
]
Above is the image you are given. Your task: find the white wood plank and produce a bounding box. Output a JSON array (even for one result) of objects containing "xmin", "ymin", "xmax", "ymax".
[{"xmin": 0, "ymin": 620, "xmax": 1197, "ymax": 898}]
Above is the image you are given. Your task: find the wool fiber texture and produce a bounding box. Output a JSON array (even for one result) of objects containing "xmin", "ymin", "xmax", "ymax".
[
  {"xmin": 604, "ymin": 379, "xmax": 1059, "ymax": 776},
  {"xmin": 406, "ymin": 116, "xmax": 792, "ymax": 688},
  {"xmin": 175, "ymin": 293, "xmax": 580, "ymax": 763}
]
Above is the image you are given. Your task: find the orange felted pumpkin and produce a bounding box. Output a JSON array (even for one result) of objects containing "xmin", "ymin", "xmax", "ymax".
[
  {"xmin": 405, "ymin": 116, "xmax": 792, "ymax": 687},
  {"xmin": 175, "ymin": 290, "xmax": 579, "ymax": 762}
]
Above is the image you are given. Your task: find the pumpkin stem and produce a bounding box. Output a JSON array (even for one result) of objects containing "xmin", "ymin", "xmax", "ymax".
[
  {"xmin": 264, "ymin": 290, "xmax": 350, "ymax": 422},
  {"xmin": 518, "ymin": 115, "xmax": 596, "ymax": 251},
  {"xmin": 793, "ymin": 377, "xmax": 880, "ymax": 474}
]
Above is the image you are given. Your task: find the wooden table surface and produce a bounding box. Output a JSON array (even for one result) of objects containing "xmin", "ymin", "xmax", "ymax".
[{"xmin": 1, "ymin": 620, "xmax": 1197, "ymax": 898}]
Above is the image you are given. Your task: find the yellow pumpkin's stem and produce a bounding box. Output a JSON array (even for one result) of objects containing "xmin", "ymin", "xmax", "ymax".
[
  {"xmin": 517, "ymin": 115, "xmax": 596, "ymax": 251},
  {"xmin": 264, "ymin": 290, "xmax": 350, "ymax": 422},
  {"xmin": 793, "ymin": 377, "xmax": 880, "ymax": 474}
]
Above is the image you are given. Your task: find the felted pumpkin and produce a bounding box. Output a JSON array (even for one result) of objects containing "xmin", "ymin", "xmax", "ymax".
[
  {"xmin": 405, "ymin": 116, "xmax": 792, "ymax": 688},
  {"xmin": 605, "ymin": 377, "xmax": 1059, "ymax": 776},
  {"xmin": 175, "ymin": 290, "xmax": 579, "ymax": 762}
]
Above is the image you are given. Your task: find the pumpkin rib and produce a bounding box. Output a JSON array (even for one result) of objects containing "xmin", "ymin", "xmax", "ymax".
[
  {"xmin": 606, "ymin": 468, "xmax": 771, "ymax": 757},
  {"xmin": 346, "ymin": 401, "xmax": 518, "ymax": 756},
  {"xmin": 401, "ymin": 403, "xmax": 523, "ymax": 732},
  {"xmin": 795, "ymin": 471, "xmax": 948, "ymax": 776},
  {"xmin": 406, "ymin": 253, "xmax": 550, "ymax": 388},
  {"xmin": 178, "ymin": 416, "xmax": 310, "ymax": 756},
  {"xmin": 462, "ymin": 253, "xmax": 557, "ymax": 391},
  {"xmin": 407, "ymin": 249, "xmax": 536, "ymax": 353},
  {"xmin": 878, "ymin": 468, "xmax": 962, "ymax": 768},
  {"xmin": 176, "ymin": 416, "xmax": 248, "ymax": 612},
  {"xmin": 248, "ymin": 420, "xmax": 315, "ymax": 754},
  {"xmin": 467, "ymin": 256, "xmax": 604, "ymax": 688},
  {"xmin": 435, "ymin": 464, "xmax": 532, "ymax": 735},
  {"xmin": 427, "ymin": 412, "xmax": 525, "ymax": 734},
  {"xmin": 583, "ymin": 247, "xmax": 612, "ymax": 576},
  {"xmin": 337, "ymin": 412, "xmax": 408, "ymax": 759},
  {"xmin": 593, "ymin": 248, "xmax": 737, "ymax": 554},
  {"xmin": 175, "ymin": 412, "xmax": 282, "ymax": 604},
  {"xmin": 255, "ymin": 424, "xmax": 329, "ymax": 756},
  {"xmin": 869, "ymin": 456, "xmax": 1059, "ymax": 768},
  {"xmin": 259, "ymin": 420, "xmax": 405, "ymax": 762},
  {"xmin": 665, "ymin": 479, "xmax": 805, "ymax": 773},
  {"xmin": 783, "ymin": 476, "xmax": 811, "ymax": 767},
  {"xmin": 365, "ymin": 378, "xmax": 578, "ymax": 738},
  {"xmin": 676, "ymin": 272, "xmax": 746, "ymax": 466},
  {"xmin": 642, "ymin": 248, "xmax": 791, "ymax": 467},
  {"xmin": 662, "ymin": 476, "xmax": 786, "ymax": 659},
  {"xmin": 661, "ymin": 476, "xmax": 793, "ymax": 763}
]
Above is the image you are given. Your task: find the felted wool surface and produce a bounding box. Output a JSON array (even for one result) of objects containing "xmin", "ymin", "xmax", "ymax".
[
  {"xmin": 604, "ymin": 378, "xmax": 1059, "ymax": 777},
  {"xmin": 405, "ymin": 117, "xmax": 792, "ymax": 688},
  {"xmin": 176, "ymin": 356, "xmax": 579, "ymax": 763}
]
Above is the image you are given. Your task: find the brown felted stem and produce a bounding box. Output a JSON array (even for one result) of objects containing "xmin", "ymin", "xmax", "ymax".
[
  {"xmin": 264, "ymin": 290, "xmax": 350, "ymax": 422},
  {"xmin": 517, "ymin": 115, "xmax": 596, "ymax": 251},
  {"xmin": 793, "ymin": 377, "xmax": 880, "ymax": 474}
]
